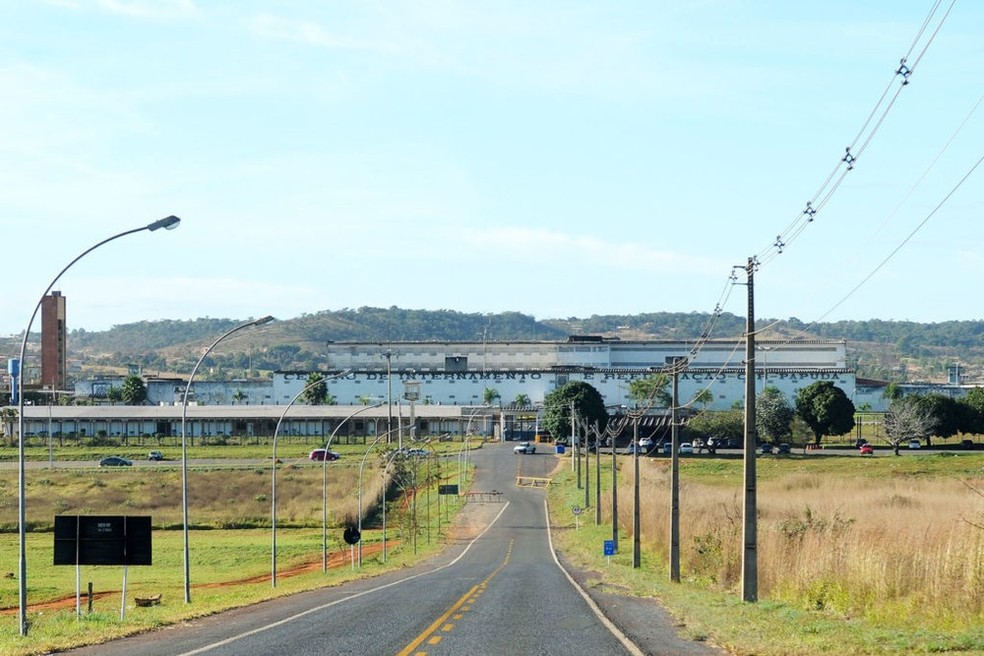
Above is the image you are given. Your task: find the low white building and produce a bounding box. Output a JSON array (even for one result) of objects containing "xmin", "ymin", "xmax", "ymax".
[{"xmin": 40, "ymin": 337, "xmax": 858, "ymax": 440}]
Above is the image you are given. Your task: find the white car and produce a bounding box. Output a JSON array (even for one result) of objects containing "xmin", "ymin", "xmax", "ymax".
[
  {"xmin": 638, "ymin": 437, "xmax": 654, "ymax": 450},
  {"xmin": 908, "ymin": 439, "xmax": 921, "ymax": 449},
  {"xmin": 513, "ymin": 441, "xmax": 536, "ymax": 454},
  {"xmin": 679, "ymin": 442, "xmax": 694, "ymax": 455}
]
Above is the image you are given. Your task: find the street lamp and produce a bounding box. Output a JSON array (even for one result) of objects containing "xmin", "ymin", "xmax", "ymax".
[
  {"xmin": 271, "ymin": 371, "xmax": 354, "ymax": 587},
  {"xmin": 356, "ymin": 429, "xmax": 398, "ymax": 567},
  {"xmin": 181, "ymin": 315, "xmax": 273, "ymax": 603},
  {"xmin": 322, "ymin": 401, "xmax": 383, "ymax": 573},
  {"xmin": 14, "ymin": 215, "xmax": 180, "ymax": 636}
]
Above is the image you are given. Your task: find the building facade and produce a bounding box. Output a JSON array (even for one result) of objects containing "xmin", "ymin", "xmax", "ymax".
[{"xmin": 41, "ymin": 291, "xmax": 67, "ymax": 391}]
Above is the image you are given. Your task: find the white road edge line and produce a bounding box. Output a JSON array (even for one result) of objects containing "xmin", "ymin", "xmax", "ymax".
[
  {"xmin": 545, "ymin": 499, "xmax": 645, "ymax": 656},
  {"xmin": 177, "ymin": 501, "xmax": 510, "ymax": 656}
]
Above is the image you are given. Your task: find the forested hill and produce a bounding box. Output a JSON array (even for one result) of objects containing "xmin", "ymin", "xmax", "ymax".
[{"xmin": 42, "ymin": 307, "xmax": 984, "ymax": 383}]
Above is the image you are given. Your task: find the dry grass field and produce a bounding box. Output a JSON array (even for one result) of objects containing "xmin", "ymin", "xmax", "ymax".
[{"xmin": 605, "ymin": 452, "xmax": 983, "ymax": 631}]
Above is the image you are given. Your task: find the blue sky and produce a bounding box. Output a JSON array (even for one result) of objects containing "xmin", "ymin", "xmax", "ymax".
[{"xmin": 1, "ymin": 1, "xmax": 981, "ymax": 336}]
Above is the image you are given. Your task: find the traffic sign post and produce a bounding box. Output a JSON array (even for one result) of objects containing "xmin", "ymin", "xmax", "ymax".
[
  {"xmin": 572, "ymin": 505, "xmax": 582, "ymax": 530},
  {"xmin": 603, "ymin": 539, "xmax": 615, "ymax": 565}
]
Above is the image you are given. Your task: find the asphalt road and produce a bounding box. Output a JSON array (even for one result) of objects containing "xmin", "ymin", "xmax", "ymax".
[{"xmin": 63, "ymin": 444, "xmax": 722, "ymax": 656}]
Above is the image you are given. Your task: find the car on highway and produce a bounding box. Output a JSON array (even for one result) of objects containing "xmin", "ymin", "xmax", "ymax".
[
  {"xmin": 99, "ymin": 456, "xmax": 132, "ymax": 467},
  {"xmin": 308, "ymin": 449, "xmax": 341, "ymax": 461},
  {"xmin": 513, "ymin": 441, "xmax": 536, "ymax": 454},
  {"xmin": 859, "ymin": 443, "xmax": 874, "ymax": 455},
  {"xmin": 679, "ymin": 442, "xmax": 694, "ymax": 455},
  {"xmin": 148, "ymin": 451, "xmax": 164, "ymax": 461},
  {"xmin": 908, "ymin": 439, "xmax": 921, "ymax": 449}
]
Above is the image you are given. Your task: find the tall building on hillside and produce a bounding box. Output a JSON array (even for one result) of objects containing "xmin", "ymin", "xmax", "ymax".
[{"xmin": 41, "ymin": 291, "xmax": 67, "ymax": 391}]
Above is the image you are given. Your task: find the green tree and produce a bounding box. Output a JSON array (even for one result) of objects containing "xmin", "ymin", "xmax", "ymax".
[
  {"xmin": 107, "ymin": 386, "xmax": 123, "ymax": 403},
  {"xmin": 960, "ymin": 388, "xmax": 984, "ymax": 435},
  {"xmin": 883, "ymin": 382, "xmax": 903, "ymax": 401},
  {"xmin": 794, "ymin": 381, "xmax": 855, "ymax": 445},
  {"xmin": 542, "ymin": 382, "xmax": 609, "ymax": 443},
  {"xmin": 912, "ymin": 394, "xmax": 961, "ymax": 445},
  {"xmin": 627, "ymin": 374, "xmax": 671, "ymax": 409},
  {"xmin": 120, "ymin": 375, "xmax": 147, "ymax": 405},
  {"xmin": 483, "ymin": 387, "xmax": 501, "ymax": 406},
  {"xmin": 513, "ymin": 393, "xmax": 532, "ymax": 407},
  {"xmin": 692, "ymin": 388, "xmax": 713, "ymax": 410},
  {"xmin": 232, "ymin": 388, "xmax": 248, "ymax": 405},
  {"xmin": 302, "ymin": 372, "xmax": 328, "ymax": 405},
  {"xmin": 685, "ymin": 407, "xmax": 743, "ymax": 444},
  {"xmin": 756, "ymin": 386, "xmax": 794, "ymax": 445}
]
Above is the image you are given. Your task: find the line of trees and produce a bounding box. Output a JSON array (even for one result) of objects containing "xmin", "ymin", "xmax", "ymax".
[{"xmin": 542, "ymin": 377, "xmax": 983, "ymax": 456}]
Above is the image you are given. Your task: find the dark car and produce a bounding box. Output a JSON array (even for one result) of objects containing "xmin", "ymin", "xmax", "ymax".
[
  {"xmin": 99, "ymin": 456, "xmax": 132, "ymax": 467},
  {"xmin": 777, "ymin": 443, "xmax": 791, "ymax": 455},
  {"xmin": 148, "ymin": 451, "xmax": 164, "ymax": 461},
  {"xmin": 759, "ymin": 444, "xmax": 774, "ymax": 455},
  {"xmin": 308, "ymin": 449, "xmax": 341, "ymax": 462}
]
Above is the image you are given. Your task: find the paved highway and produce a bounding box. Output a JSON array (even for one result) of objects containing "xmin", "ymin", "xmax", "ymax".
[{"xmin": 66, "ymin": 444, "xmax": 721, "ymax": 655}]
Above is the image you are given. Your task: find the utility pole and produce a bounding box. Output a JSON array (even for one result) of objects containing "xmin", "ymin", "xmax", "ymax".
[
  {"xmin": 594, "ymin": 422, "xmax": 602, "ymax": 525},
  {"xmin": 741, "ymin": 256, "xmax": 759, "ymax": 602},
  {"xmin": 611, "ymin": 422, "xmax": 619, "ymax": 551},
  {"xmin": 670, "ymin": 359, "xmax": 683, "ymax": 583},
  {"xmin": 584, "ymin": 418, "xmax": 590, "ymax": 509},
  {"xmin": 573, "ymin": 403, "xmax": 581, "ymax": 489},
  {"xmin": 632, "ymin": 414, "xmax": 641, "ymax": 568},
  {"xmin": 385, "ymin": 350, "xmax": 393, "ymax": 441}
]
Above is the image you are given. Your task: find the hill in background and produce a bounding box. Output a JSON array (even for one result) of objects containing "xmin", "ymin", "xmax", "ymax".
[{"xmin": 4, "ymin": 308, "xmax": 979, "ymax": 384}]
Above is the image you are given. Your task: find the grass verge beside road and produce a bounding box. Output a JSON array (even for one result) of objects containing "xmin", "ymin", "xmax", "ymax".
[
  {"xmin": 547, "ymin": 451, "xmax": 984, "ymax": 655},
  {"xmin": 0, "ymin": 452, "xmax": 474, "ymax": 655}
]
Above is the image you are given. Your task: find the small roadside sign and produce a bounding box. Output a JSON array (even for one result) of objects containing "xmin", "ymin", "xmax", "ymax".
[{"xmin": 603, "ymin": 540, "xmax": 615, "ymax": 556}]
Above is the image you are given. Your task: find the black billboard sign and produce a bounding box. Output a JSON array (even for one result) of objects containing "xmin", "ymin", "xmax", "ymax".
[{"xmin": 54, "ymin": 516, "xmax": 152, "ymax": 566}]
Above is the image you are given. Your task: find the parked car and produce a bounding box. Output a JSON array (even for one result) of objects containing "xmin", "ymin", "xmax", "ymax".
[
  {"xmin": 99, "ymin": 456, "xmax": 132, "ymax": 467},
  {"xmin": 679, "ymin": 442, "xmax": 694, "ymax": 455},
  {"xmin": 661, "ymin": 441, "xmax": 673, "ymax": 454},
  {"xmin": 759, "ymin": 443, "xmax": 774, "ymax": 454},
  {"xmin": 859, "ymin": 443, "xmax": 874, "ymax": 455},
  {"xmin": 908, "ymin": 439, "xmax": 921, "ymax": 450},
  {"xmin": 638, "ymin": 437, "xmax": 654, "ymax": 450},
  {"xmin": 148, "ymin": 451, "xmax": 164, "ymax": 461},
  {"xmin": 308, "ymin": 449, "xmax": 341, "ymax": 461},
  {"xmin": 513, "ymin": 441, "xmax": 536, "ymax": 454},
  {"xmin": 777, "ymin": 443, "xmax": 791, "ymax": 455}
]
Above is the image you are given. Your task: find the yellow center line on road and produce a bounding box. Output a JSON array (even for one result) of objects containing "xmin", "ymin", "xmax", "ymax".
[{"xmin": 396, "ymin": 540, "xmax": 514, "ymax": 656}]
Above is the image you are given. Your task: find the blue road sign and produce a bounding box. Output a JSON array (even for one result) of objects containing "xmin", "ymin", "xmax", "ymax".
[{"xmin": 603, "ymin": 540, "xmax": 615, "ymax": 556}]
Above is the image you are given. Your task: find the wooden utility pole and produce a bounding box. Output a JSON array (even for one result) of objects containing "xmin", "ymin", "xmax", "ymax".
[
  {"xmin": 632, "ymin": 415, "xmax": 641, "ymax": 568},
  {"xmin": 670, "ymin": 360, "xmax": 682, "ymax": 583},
  {"xmin": 742, "ymin": 256, "xmax": 758, "ymax": 602}
]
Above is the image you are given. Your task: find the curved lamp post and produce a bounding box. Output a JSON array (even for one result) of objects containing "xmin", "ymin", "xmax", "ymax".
[
  {"xmin": 321, "ymin": 401, "xmax": 383, "ymax": 573},
  {"xmin": 457, "ymin": 406, "xmax": 487, "ymax": 490},
  {"xmin": 269, "ymin": 375, "xmax": 358, "ymax": 587},
  {"xmin": 376, "ymin": 433, "xmax": 435, "ymax": 564},
  {"xmin": 356, "ymin": 430, "xmax": 393, "ymax": 567},
  {"xmin": 181, "ymin": 314, "xmax": 274, "ymax": 603},
  {"xmin": 15, "ymin": 215, "xmax": 180, "ymax": 636}
]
